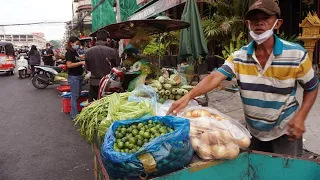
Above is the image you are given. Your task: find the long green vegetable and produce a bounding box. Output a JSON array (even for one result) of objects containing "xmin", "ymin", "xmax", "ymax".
[
  {"xmin": 73, "ymin": 92, "xmax": 131, "ymax": 142},
  {"xmin": 74, "ymin": 92, "xmax": 154, "ymax": 143}
]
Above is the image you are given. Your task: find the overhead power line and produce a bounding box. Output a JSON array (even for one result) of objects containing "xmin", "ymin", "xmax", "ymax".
[{"xmin": 0, "ymin": 21, "xmax": 72, "ymax": 27}]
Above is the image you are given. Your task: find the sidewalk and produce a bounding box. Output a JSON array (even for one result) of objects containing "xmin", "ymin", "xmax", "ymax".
[{"xmin": 205, "ymin": 79, "xmax": 320, "ymax": 155}]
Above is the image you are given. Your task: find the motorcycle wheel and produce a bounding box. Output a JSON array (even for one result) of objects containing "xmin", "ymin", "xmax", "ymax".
[
  {"xmin": 18, "ymin": 70, "xmax": 26, "ymax": 79},
  {"xmin": 32, "ymin": 74, "xmax": 49, "ymax": 89}
]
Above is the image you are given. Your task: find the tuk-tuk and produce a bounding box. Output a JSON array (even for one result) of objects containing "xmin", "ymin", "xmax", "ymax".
[{"xmin": 0, "ymin": 42, "xmax": 16, "ymax": 75}]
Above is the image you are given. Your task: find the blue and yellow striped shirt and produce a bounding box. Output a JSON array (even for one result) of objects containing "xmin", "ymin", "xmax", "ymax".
[{"xmin": 218, "ymin": 35, "xmax": 319, "ymax": 140}]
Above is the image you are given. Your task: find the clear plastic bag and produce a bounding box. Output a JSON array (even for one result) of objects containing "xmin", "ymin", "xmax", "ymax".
[
  {"xmin": 156, "ymin": 99, "xmax": 199, "ymax": 116},
  {"xmin": 128, "ymin": 85, "xmax": 158, "ymax": 110},
  {"xmin": 100, "ymin": 116, "xmax": 193, "ymax": 179},
  {"xmin": 172, "ymin": 69, "xmax": 187, "ymax": 86},
  {"xmin": 178, "ymin": 107, "xmax": 251, "ymax": 160}
]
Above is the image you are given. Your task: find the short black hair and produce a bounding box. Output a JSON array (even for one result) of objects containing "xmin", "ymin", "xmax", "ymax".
[
  {"xmin": 68, "ymin": 36, "xmax": 79, "ymax": 43},
  {"xmin": 96, "ymin": 30, "xmax": 110, "ymax": 41}
]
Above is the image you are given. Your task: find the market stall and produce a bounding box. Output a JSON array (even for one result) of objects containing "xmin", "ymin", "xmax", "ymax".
[
  {"xmin": 70, "ymin": 2, "xmax": 320, "ymax": 180},
  {"xmin": 73, "ymin": 88, "xmax": 320, "ymax": 180}
]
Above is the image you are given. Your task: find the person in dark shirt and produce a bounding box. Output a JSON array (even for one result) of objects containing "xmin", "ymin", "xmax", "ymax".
[
  {"xmin": 65, "ymin": 36, "xmax": 85, "ymax": 119},
  {"xmin": 85, "ymin": 30, "xmax": 120, "ymax": 102},
  {"xmin": 42, "ymin": 43, "xmax": 55, "ymax": 66}
]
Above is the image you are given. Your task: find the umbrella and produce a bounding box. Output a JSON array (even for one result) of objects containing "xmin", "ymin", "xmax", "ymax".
[
  {"xmin": 90, "ymin": 19, "xmax": 190, "ymax": 39},
  {"xmin": 179, "ymin": 0, "xmax": 208, "ymax": 60}
]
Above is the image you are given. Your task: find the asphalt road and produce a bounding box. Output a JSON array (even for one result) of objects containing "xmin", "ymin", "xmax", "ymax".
[{"xmin": 0, "ymin": 73, "xmax": 94, "ymax": 180}]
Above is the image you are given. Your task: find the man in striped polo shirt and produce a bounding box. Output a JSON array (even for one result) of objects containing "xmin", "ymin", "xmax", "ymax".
[{"xmin": 168, "ymin": 0, "xmax": 319, "ymax": 156}]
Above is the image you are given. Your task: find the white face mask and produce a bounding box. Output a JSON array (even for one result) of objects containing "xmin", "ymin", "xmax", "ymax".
[{"xmin": 249, "ymin": 19, "xmax": 278, "ymax": 45}]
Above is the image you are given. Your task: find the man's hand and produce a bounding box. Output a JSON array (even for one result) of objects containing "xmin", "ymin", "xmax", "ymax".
[
  {"xmin": 80, "ymin": 61, "xmax": 86, "ymax": 66},
  {"xmin": 287, "ymin": 113, "xmax": 306, "ymax": 140},
  {"xmin": 166, "ymin": 94, "xmax": 191, "ymax": 115},
  {"xmin": 166, "ymin": 71, "xmax": 228, "ymax": 115}
]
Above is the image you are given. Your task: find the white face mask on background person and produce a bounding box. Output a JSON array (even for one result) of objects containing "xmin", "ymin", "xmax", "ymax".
[{"xmin": 249, "ymin": 19, "xmax": 278, "ymax": 45}]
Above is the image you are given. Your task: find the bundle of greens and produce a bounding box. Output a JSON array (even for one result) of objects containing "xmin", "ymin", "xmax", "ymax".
[{"xmin": 74, "ymin": 92, "xmax": 154, "ymax": 143}]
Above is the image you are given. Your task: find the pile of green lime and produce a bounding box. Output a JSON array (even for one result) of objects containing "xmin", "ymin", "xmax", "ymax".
[{"xmin": 114, "ymin": 120, "xmax": 174, "ymax": 153}]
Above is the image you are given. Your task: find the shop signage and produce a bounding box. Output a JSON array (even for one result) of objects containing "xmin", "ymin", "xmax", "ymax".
[{"xmin": 129, "ymin": 0, "xmax": 187, "ymax": 20}]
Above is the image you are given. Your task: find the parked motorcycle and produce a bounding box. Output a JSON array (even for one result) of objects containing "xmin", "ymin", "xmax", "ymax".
[
  {"xmin": 32, "ymin": 65, "xmax": 65, "ymax": 89},
  {"xmin": 16, "ymin": 55, "xmax": 32, "ymax": 79},
  {"xmin": 98, "ymin": 67, "xmax": 126, "ymax": 99}
]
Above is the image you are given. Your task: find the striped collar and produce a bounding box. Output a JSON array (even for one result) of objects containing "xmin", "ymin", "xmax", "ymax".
[{"xmin": 247, "ymin": 35, "xmax": 283, "ymax": 56}]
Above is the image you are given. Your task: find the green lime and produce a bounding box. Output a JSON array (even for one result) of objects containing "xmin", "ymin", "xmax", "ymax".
[
  {"xmin": 128, "ymin": 143, "xmax": 134, "ymax": 150},
  {"xmin": 126, "ymin": 133, "xmax": 133, "ymax": 139},
  {"xmin": 148, "ymin": 120, "xmax": 153, "ymax": 124},
  {"xmin": 140, "ymin": 127, "xmax": 146, "ymax": 132},
  {"xmin": 143, "ymin": 139, "xmax": 148, "ymax": 143},
  {"xmin": 137, "ymin": 139, "xmax": 143, "ymax": 146},
  {"xmin": 136, "ymin": 135, "xmax": 143, "ymax": 141},
  {"xmin": 137, "ymin": 123, "xmax": 144, "ymax": 129},
  {"xmin": 125, "ymin": 149, "xmax": 129, "ymax": 153},
  {"xmin": 114, "ymin": 148, "xmax": 120, "ymax": 152},
  {"xmin": 132, "ymin": 129, "xmax": 139, "ymax": 136},
  {"xmin": 160, "ymin": 127, "xmax": 167, "ymax": 134},
  {"xmin": 143, "ymin": 132, "xmax": 151, "ymax": 139},
  {"xmin": 118, "ymin": 142, "xmax": 124, "ymax": 149},
  {"xmin": 139, "ymin": 130, "xmax": 145, "ymax": 136},
  {"xmin": 155, "ymin": 133, "xmax": 161, "ymax": 137},
  {"xmin": 150, "ymin": 128, "xmax": 157, "ymax": 134},
  {"xmin": 115, "ymin": 131, "xmax": 120, "ymax": 136},
  {"xmin": 116, "ymin": 139, "xmax": 121, "ymax": 143},
  {"xmin": 126, "ymin": 127, "xmax": 132, "ymax": 133},
  {"xmin": 117, "ymin": 133, "xmax": 124, "ymax": 138},
  {"xmin": 145, "ymin": 129, "xmax": 150, "ymax": 133},
  {"xmin": 150, "ymin": 135, "xmax": 155, "ymax": 139},
  {"xmin": 129, "ymin": 137, "xmax": 137, "ymax": 145},
  {"xmin": 156, "ymin": 124, "xmax": 161, "ymax": 129},
  {"xmin": 125, "ymin": 141, "xmax": 130, "ymax": 148},
  {"xmin": 120, "ymin": 149, "xmax": 124, "ymax": 153},
  {"xmin": 121, "ymin": 128, "xmax": 127, "ymax": 134},
  {"xmin": 148, "ymin": 124, "xmax": 153, "ymax": 128},
  {"xmin": 131, "ymin": 124, "xmax": 137, "ymax": 129},
  {"xmin": 121, "ymin": 137, "xmax": 127, "ymax": 142}
]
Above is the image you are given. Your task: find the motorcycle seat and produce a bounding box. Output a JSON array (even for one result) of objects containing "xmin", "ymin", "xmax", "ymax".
[{"xmin": 39, "ymin": 65, "xmax": 63, "ymax": 73}]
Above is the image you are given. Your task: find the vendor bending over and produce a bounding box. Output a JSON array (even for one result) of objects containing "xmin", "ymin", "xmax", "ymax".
[{"xmin": 167, "ymin": 0, "xmax": 319, "ymax": 156}]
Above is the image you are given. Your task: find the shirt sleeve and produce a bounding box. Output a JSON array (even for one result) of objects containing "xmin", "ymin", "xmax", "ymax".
[
  {"xmin": 217, "ymin": 54, "xmax": 236, "ymax": 81},
  {"xmin": 296, "ymin": 53, "xmax": 319, "ymax": 92},
  {"xmin": 65, "ymin": 51, "xmax": 73, "ymax": 63}
]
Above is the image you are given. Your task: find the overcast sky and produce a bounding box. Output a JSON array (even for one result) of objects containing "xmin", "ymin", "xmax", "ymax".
[{"xmin": 0, "ymin": 0, "xmax": 72, "ymax": 41}]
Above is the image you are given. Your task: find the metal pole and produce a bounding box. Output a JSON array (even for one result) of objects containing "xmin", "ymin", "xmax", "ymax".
[{"xmin": 116, "ymin": 0, "xmax": 123, "ymax": 56}]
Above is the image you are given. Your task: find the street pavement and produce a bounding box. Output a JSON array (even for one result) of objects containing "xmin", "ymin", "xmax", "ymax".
[
  {"xmin": 207, "ymin": 79, "xmax": 320, "ymax": 155},
  {"xmin": 0, "ymin": 73, "xmax": 93, "ymax": 180}
]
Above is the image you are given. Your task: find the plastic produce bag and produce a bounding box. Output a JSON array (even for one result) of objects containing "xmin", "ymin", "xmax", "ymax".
[
  {"xmin": 171, "ymin": 69, "xmax": 187, "ymax": 86},
  {"xmin": 101, "ymin": 116, "xmax": 193, "ymax": 179},
  {"xmin": 178, "ymin": 107, "xmax": 251, "ymax": 160},
  {"xmin": 128, "ymin": 74, "xmax": 148, "ymax": 92},
  {"xmin": 128, "ymin": 85, "xmax": 158, "ymax": 109},
  {"xmin": 156, "ymin": 99, "xmax": 199, "ymax": 116}
]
